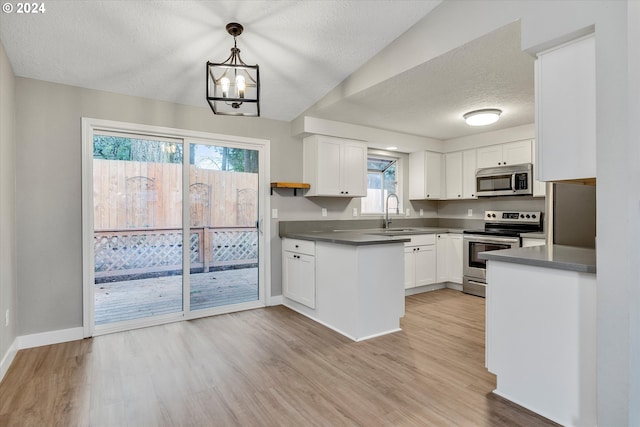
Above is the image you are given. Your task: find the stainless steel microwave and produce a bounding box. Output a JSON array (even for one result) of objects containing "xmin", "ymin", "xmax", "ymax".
[{"xmin": 476, "ymin": 163, "xmax": 533, "ymax": 197}]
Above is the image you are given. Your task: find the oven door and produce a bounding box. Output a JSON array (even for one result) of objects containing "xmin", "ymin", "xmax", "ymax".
[{"xmin": 463, "ymin": 234, "xmax": 520, "ymax": 280}]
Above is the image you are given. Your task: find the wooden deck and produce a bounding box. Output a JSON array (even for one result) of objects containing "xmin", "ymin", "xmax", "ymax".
[{"xmin": 95, "ymin": 267, "xmax": 258, "ymax": 325}]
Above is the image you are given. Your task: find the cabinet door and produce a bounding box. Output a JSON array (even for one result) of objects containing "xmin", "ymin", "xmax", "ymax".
[
  {"xmin": 342, "ymin": 142, "xmax": 367, "ymax": 197},
  {"xmin": 414, "ymin": 245, "xmax": 436, "ymax": 286},
  {"xmin": 425, "ymin": 152, "xmax": 442, "ymax": 199},
  {"xmin": 404, "ymin": 246, "xmax": 416, "ymax": 289},
  {"xmin": 315, "ymin": 139, "xmax": 342, "ymax": 196},
  {"xmin": 448, "ymin": 234, "xmax": 463, "ymax": 284},
  {"xmin": 502, "ymin": 140, "xmax": 532, "ymax": 166},
  {"xmin": 436, "ymin": 234, "xmax": 449, "ymax": 283},
  {"xmin": 462, "ymin": 149, "xmax": 477, "ymax": 199},
  {"xmin": 476, "ymin": 145, "xmax": 503, "ymax": 168},
  {"xmin": 445, "ymin": 152, "xmax": 463, "ymax": 199},
  {"xmin": 536, "ymin": 35, "xmax": 595, "ymax": 181},
  {"xmin": 283, "ymin": 252, "xmax": 316, "ymax": 308}
]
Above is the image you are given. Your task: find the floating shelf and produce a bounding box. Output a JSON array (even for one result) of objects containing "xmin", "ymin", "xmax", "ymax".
[{"xmin": 270, "ymin": 182, "xmax": 310, "ymax": 196}]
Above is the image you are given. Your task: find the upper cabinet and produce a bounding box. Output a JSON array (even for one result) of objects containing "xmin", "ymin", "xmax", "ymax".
[
  {"xmin": 409, "ymin": 151, "xmax": 442, "ymax": 199},
  {"xmin": 303, "ymin": 135, "xmax": 367, "ymax": 197},
  {"xmin": 477, "ymin": 140, "xmax": 532, "ymax": 168},
  {"xmin": 445, "ymin": 149, "xmax": 477, "ymax": 200},
  {"xmin": 535, "ymin": 34, "xmax": 596, "ymax": 181},
  {"xmin": 445, "ymin": 152, "xmax": 463, "ymax": 199},
  {"xmin": 462, "ymin": 149, "xmax": 477, "ymax": 199}
]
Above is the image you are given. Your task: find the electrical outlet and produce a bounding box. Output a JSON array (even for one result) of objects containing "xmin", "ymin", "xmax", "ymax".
[
  {"xmin": 352, "ymin": 207, "xmax": 358, "ymax": 217},
  {"xmin": 321, "ymin": 208, "xmax": 327, "ymax": 217},
  {"xmin": 419, "ymin": 208, "xmax": 424, "ymax": 216},
  {"xmin": 5, "ymin": 309, "xmax": 9, "ymax": 327},
  {"xmin": 271, "ymin": 208, "xmax": 278, "ymax": 219},
  {"xmin": 405, "ymin": 208, "xmax": 410, "ymax": 217},
  {"xmin": 468, "ymin": 208, "xmax": 473, "ymax": 217}
]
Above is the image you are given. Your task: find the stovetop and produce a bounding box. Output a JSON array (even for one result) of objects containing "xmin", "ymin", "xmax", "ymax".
[{"xmin": 463, "ymin": 210, "xmax": 543, "ymax": 237}]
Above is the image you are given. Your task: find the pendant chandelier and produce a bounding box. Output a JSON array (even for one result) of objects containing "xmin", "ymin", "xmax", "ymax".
[{"xmin": 206, "ymin": 23, "xmax": 260, "ymax": 117}]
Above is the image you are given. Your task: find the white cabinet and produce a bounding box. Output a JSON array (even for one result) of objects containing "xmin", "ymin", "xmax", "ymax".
[
  {"xmin": 436, "ymin": 233, "xmax": 463, "ymax": 284},
  {"xmin": 436, "ymin": 234, "xmax": 449, "ymax": 283},
  {"xmin": 282, "ymin": 238, "xmax": 316, "ymax": 308},
  {"xmin": 404, "ymin": 234, "xmax": 436, "ymax": 289},
  {"xmin": 477, "ymin": 140, "xmax": 532, "ymax": 168},
  {"xmin": 443, "ymin": 150, "xmax": 476, "ymax": 200},
  {"xmin": 462, "ymin": 149, "xmax": 477, "ymax": 199},
  {"xmin": 303, "ymin": 135, "xmax": 367, "ymax": 197},
  {"xmin": 535, "ymin": 34, "xmax": 595, "ymax": 181},
  {"xmin": 409, "ymin": 151, "xmax": 442, "ymax": 199},
  {"xmin": 445, "ymin": 152, "xmax": 463, "ymax": 199},
  {"xmin": 449, "ymin": 234, "xmax": 463, "ymax": 284},
  {"xmin": 531, "ymin": 140, "xmax": 546, "ymax": 197}
]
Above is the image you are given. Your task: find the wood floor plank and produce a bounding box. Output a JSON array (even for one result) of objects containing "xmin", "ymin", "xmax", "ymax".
[{"xmin": 0, "ymin": 289, "xmax": 558, "ymax": 426}]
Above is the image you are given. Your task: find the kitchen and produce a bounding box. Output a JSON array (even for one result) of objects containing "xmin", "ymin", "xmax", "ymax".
[{"xmin": 0, "ymin": 1, "xmax": 637, "ymax": 426}]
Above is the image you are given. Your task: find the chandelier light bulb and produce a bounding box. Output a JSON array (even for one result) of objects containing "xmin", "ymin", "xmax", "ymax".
[
  {"xmin": 220, "ymin": 77, "xmax": 230, "ymax": 98},
  {"xmin": 236, "ymin": 75, "xmax": 246, "ymax": 98}
]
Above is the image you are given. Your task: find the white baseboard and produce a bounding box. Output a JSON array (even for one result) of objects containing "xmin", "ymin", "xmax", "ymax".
[
  {"xmin": 267, "ymin": 295, "xmax": 283, "ymax": 306},
  {"xmin": 0, "ymin": 337, "xmax": 18, "ymax": 383},
  {"xmin": 17, "ymin": 327, "xmax": 84, "ymax": 350}
]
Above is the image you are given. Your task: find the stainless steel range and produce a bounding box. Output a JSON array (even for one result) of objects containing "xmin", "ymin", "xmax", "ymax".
[{"xmin": 463, "ymin": 210, "xmax": 542, "ymax": 297}]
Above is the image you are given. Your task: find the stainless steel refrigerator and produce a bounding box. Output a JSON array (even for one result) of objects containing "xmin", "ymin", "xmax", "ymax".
[{"xmin": 551, "ymin": 182, "xmax": 596, "ymax": 248}]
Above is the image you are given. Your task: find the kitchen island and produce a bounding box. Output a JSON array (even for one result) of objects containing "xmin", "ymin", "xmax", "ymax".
[
  {"xmin": 281, "ymin": 230, "xmax": 411, "ymax": 341},
  {"xmin": 481, "ymin": 245, "xmax": 596, "ymax": 427}
]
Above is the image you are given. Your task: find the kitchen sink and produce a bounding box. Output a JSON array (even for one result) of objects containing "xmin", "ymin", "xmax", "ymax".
[{"xmin": 367, "ymin": 228, "xmax": 425, "ymax": 236}]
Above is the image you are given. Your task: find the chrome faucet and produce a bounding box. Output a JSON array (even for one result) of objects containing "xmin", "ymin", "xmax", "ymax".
[{"xmin": 385, "ymin": 193, "xmax": 400, "ymax": 229}]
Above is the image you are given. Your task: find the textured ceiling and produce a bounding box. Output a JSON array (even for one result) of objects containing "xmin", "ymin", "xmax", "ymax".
[
  {"xmin": 0, "ymin": 2, "xmax": 535, "ymax": 141},
  {"xmin": 0, "ymin": 0, "xmax": 441, "ymax": 122},
  {"xmin": 307, "ymin": 22, "xmax": 536, "ymax": 140}
]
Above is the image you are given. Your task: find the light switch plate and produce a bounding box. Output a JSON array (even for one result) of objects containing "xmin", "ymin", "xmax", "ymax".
[
  {"xmin": 321, "ymin": 208, "xmax": 327, "ymax": 217},
  {"xmin": 271, "ymin": 208, "xmax": 278, "ymax": 219},
  {"xmin": 405, "ymin": 208, "xmax": 410, "ymax": 217},
  {"xmin": 419, "ymin": 208, "xmax": 424, "ymax": 216},
  {"xmin": 468, "ymin": 209, "xmax": 473, "ymax": 217},
  {"xmin": 352, "ymin": 207, "xmax": 358, "ymax": 217}
]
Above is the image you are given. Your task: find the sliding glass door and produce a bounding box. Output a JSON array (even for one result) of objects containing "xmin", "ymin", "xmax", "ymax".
[
  {"xmin": 84, "ymin": 120, "xmax": 268, "ymax": 335},
  {"xmin": 188, "ymin": 143, "xmax": 259, "ymax": 311},
  {"xmin": 92, "ymin": 134, "xmax": 184, "ymax": 326}
]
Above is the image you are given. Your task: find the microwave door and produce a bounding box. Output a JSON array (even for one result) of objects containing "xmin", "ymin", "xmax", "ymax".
[{"xmin": 477, "ymin": 174, "xmax": 513, "ymax": 192}]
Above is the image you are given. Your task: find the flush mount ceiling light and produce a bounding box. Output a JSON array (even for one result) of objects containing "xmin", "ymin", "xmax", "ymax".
[
  {"xmin": 206, "ymin": 23, "xmax": 260, "ymax": 117},
  {"xmin": 463, "ymin": 109, "xmax": 502, "ymax": 126}
]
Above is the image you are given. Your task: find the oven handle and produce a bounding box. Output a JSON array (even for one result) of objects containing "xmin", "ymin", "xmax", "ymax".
[
  {"xmin": 463, "ymin": 234, "xmax": 520, "ymax": 244},
  {"xmin": 511, "ymin": 173, "xmax": 516, "ymax": 193},
  {"xmin": 465, "ymin": 278, "xmax": 486, "ymax": 286}
]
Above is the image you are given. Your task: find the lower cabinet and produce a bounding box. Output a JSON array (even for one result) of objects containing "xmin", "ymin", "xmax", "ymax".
[
  {"xmin": 404, "ymin": 234, "xmax": 436, "ymax": 289},
  {"xmin": 282, "ymin": 238, "xmax": 316, "ymax": 308},
  {"xmin": 436, "ymin": 233, "xmax": 463, "ymax": 285}
]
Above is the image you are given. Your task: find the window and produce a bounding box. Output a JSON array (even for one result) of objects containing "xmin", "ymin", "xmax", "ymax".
[{"xmin": 361, "ymin": 154, "xmax": 400, "ymax": 214}]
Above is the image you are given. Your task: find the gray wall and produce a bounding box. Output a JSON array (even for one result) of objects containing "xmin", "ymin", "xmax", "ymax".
[
  {"xmin": 0, "ymin": 40, "xmax": 17, "ymax": 364},
  {"xmin": 14, "ymin": 77, "xmax": 301, "ymax": 335}
]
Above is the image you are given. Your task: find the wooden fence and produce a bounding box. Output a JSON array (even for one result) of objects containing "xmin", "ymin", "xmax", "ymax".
[{"xmin": 93, "ymin": 159, "xmax": 258, "ymax": 230}]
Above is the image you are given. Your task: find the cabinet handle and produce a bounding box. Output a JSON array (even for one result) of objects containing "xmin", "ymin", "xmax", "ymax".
[
  {"xmin": 458, "ymin": 195, "xmax": 461, "ymax": 198},
  {"xmin": 295, "ymin": 245, "xmax": 299, "ymax": 248}
]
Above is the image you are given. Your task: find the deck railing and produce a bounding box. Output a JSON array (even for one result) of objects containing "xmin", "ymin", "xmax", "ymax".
[{"xmin": 94, "ymin": 226, "xmax": 258, "ymax": 279}]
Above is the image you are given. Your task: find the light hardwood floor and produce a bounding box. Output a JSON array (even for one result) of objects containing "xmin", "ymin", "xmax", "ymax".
[{"xmin": 0, "ymin": 289, "xmax": 558, "ymax": 426}]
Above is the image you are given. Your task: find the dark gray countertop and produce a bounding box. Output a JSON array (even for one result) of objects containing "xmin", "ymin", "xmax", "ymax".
[
  {"xmin": 479, "ymin": 245, "xmax": 596, "ymax": 273},
  {"xmin": 282, "ymin": 227, "xmax": 464, "ymax": 246}
]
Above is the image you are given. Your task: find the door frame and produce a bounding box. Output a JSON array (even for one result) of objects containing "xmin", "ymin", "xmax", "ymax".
[{"xmin": 81, "ymin": 118, "xmax": 270, "ymax": 337}]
